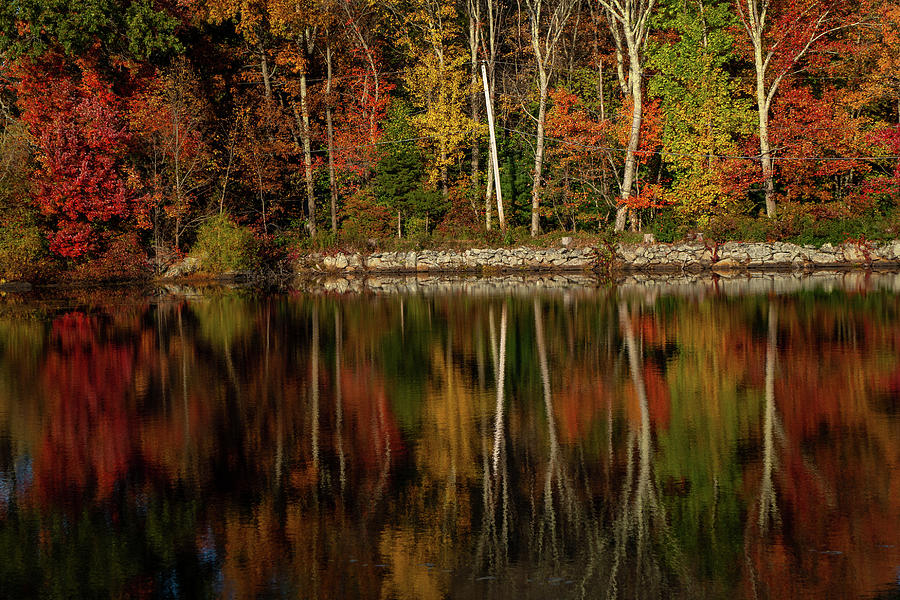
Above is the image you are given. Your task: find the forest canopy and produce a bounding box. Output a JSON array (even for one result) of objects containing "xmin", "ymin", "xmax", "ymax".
[{"xmin": 1, "ymin": 0, "xmax": 899, "ymax": 278}]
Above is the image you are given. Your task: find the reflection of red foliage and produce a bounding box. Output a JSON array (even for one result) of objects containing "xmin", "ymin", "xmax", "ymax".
[
  {"xmin": 742, "ymin": 304, "xmax": 900, "ymax": 599},
  {"xmin": 339, "ymin": 366, "xmax": 404, "ymax": 474},
  {"xmin": 555, "ymin": 372, "xmax": 610, "ymax": 444},
  {"xmin": 34, "ymin": 313, "xmax": 139, "ymax": 504},
  {"xmin": 643, "ymin": 364, "xmax": 670, "ymax": 429}
]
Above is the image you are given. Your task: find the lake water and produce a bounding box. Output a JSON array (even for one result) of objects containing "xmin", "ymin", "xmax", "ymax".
[{"xmin": 1, "ymin": 274, "xmax": 899, "ymax": 599}]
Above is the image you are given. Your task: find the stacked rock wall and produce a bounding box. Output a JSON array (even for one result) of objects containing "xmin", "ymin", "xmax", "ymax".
[
  {"xmin": 294, "ymin": 240, "xmax": 900, "ymax": 275},
  {"xmin": 298, "ymin": 246, "xmax": 597, "ymax": 273},
  {"xmin": 619, "ymin": 240, "xmax": 900, "ymax": 270}
]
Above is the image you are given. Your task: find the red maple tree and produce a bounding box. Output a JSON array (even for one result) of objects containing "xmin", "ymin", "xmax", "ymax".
[{"xmin": 17, "ymin": 56, "xmax": 140, "ymax": 259}]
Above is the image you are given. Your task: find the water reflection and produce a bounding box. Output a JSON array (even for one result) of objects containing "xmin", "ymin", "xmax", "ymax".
[{"xmin": 0, "ymin": 281, "xmax": 898, "ymax": 598}]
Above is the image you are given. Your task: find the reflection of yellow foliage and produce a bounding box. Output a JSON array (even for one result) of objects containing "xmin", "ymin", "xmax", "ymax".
[
  {"xmin": 378, "ymin": 526, "xmax": 448, "ymax": 600},
  {"xmin": 0, "ymin": 319, "xmax": 46, "ymax": 459},
  {"xmin": 221, "ymin": 503, "xmax": 291, "ymax": 599},
  {"xmin": 375, "ymin": 344, "xmax": 490, "ymax": 599},
  {"xmin": 419, "ymin": 346, "xmax": 488, "ymax": 487}
]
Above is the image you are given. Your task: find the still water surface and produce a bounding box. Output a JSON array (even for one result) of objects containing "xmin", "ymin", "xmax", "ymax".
[{"xmin": 0, "ymin": 277, "xmax": 899, "ymax": 599}]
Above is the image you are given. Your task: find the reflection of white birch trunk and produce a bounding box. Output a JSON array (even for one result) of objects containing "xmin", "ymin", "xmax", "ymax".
[
  {"xmin": 479, "ymin": 304, "xmax": 511, "ymax": 569},
  {"xmin": 533, "ymin": 298, "xmax": 583, "ymax": 567},
  {"xmin": 269, "ymin": 304, "xmax": 284, "ymax": 489},
  {"xmin": 311, "ymin": 304, "xmax": 320, "ymax": 479},
  {"xmin": 759, "ymin": 303, "xmax": 780, "ymax": 534},
  {"xmin": 493, "ymin": 304, "xmax": 508, "ymax": 475},
  {"xmin": 606, "ymin": 301, "xmax": 676, "ymax": 598},
  {"xmin": 744, "ymin": 302, "xmax": 782, "ymax": 596},
  {"xmin": 335, "ymin": 306, "xmax": 346, "ymax": 495},
  {"xmin": 535, "ymin": 298, "xmax": 560, "ymax": 561}
]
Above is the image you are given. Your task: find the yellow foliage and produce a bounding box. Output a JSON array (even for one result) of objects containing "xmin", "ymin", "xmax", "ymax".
[{"xmin": 406, "ymin": 52, "xmax": 477, "ymax": 189}]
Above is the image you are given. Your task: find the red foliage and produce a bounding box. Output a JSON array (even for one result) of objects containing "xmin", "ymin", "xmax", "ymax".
[
  {"xmin": 734, "ymin": 0, "xmax": 855, "ymax": 83},
  {"xmin": 769, "ymin": 85, "xmax": 871, "ymax": 203},
  {"xmin": 862, "ymin": 125, "xmax": 900, "ymax": 203},
  {"xmin": 16, "ymin": 56, "xmax": 141, "ymax": 259},
  {"xmin": 329, "ymin": 48, "xmax": 395, "ymax": 184},
  {"xmin": 71, "ymin": 232, "xmax": 149, "ymax": 281}
]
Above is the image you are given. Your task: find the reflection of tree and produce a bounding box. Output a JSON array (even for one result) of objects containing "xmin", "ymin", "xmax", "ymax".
[
  {"xmin": 335, "ymin": 305, "xmax": 346, "ymax": 496},
  {"xmin": 476, "ymin": 302, "xmax": 511, "ymax": 571},
  {"xmin": 532, "ymin": 297, "xmax": 582, "ymax": 567},
  {"xmin": 604, "ymin": 301, "xmax": 685, "ymax": 599},
  {"xmin": 312, "ymin": 303, "xmax": 320, "ymax": 483},
  {"xmin": 742, "ymin": 302, "xmax": 785, "ymax": 599},
  {"xmin": 4, "ymin": 289, "xmax": 900, "ymax": 598},
  {"xmin": 758, "ymin": 304, "xmax": 780, "ymax": 537}
]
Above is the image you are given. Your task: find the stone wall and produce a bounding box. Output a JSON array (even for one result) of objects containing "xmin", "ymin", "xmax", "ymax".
[
  {"xmin": 293, "ymin": 240, "xmax": 900, "ymax": 275},
  {"xmin": 618, "ymin": 240, "xmax": 900, "ymax": 270},
  {"xmin": 296, "ymin": 246, "xmax": 597, "ymax": 273}
]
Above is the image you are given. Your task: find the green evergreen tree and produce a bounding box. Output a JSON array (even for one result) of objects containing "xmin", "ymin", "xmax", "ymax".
[{"xmin": 373, "ymin": 102, "xmax": 448, "ymax": 232}]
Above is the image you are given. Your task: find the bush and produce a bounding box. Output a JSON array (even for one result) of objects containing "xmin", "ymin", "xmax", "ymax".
[
  {"xmin": 702, "ymin": 213, "xmax": 770, "ymax": 243},
  {"xmin": 0, "ymin": 208, "xmax": 48, "ymax": 281},
  {"xmin": 71, "ymin": 232, "xmax": 149, "ymax": 282},
  {"xmin": 192, "ymin": 214, "xmax": 259, "ymax": 273},
  {"xmin": 649, "ymin": 210, "xmax": 687, "ymax": 243},
  {"xmin": 405, "ymin": 216, "xmax": 429, "ymax": 239},
  {"xmin": 340, "ymin": 190, "xmax": 394, "ymax": 244}
]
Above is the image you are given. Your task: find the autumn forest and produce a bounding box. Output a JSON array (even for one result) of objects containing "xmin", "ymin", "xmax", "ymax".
[{"xmin": 1, "ymin": 0, "xmax": 900, "ymax": 279}]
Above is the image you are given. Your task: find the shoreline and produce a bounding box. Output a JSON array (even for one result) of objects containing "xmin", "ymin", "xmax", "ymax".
[
  {"xmin": 291, "ymin": 240, "xmax": 900, "ymax": 275},
  {"xmin": 3, "ymin": 240, "xmax": 900, "ymax": 292}
]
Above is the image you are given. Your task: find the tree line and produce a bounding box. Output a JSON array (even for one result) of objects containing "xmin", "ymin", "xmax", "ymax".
[{"xmin": 0, "ymin": 0, "xmax": 898, "ymax": 276}]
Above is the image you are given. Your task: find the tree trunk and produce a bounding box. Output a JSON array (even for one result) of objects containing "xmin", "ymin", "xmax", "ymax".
[
  {"xmin": 471, "ymin": 72, "xmax": 483, "ymax": 225},
  {"xmin": 754, "ymin": 47, "xmax": 777, "ymax": 218},
  {"xmin": 326, "ymin": 40, "xmax": 338, "ymax": 233},
  {"xmin": 441, "ymin": 144, "xmax": 449, "ymax": 198},
  {"xmin": 615, "ymin": 53, "xmax": 642, "ymax": 232},
  {"xmin": 299, "ymin": 71, "xmax": 316, "ymax": 237},
  {"xmin": 485, "ymin": 166, "xmax": 494, "ymax": 229},
  {"xmin": 259, "ymin": 43, "xmax": 273, "ymax": 103},
  {"xmin": 531, "ymin": 69, "xmax": 549, "ymax": 237}
]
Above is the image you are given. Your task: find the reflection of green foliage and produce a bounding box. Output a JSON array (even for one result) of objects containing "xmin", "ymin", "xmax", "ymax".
[
  {"xmin": 0, "ymin": 498, "xmax": 215, "ymax": 599},
  {"xmin": 191, "ymin": 292, "xmax": 257, "ymax": 353},
  {"xmin": 654, "ymin": 301, "xmax": 763, "ymax": 587},
  {"xmin": 0, "ymin": 283, "xmax": 899, "ymax": 599},
  {"xmin": 377, "ymin": 297, "xmax": 437, "ymax": 433}
]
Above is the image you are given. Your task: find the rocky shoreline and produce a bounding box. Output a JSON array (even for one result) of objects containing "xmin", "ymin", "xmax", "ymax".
[
  {"xmin": 4, "ymin": 240, "xmax": 900, "ymax": 293},
  {"xmin": 293, "ymin": 240, "xmax": 900, "ymax": 275}
]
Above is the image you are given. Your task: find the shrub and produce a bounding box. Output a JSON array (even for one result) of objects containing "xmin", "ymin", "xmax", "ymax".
[
  {"xmin": 405, "ymin": 215, "xmax": 428, "ymax": 239},
  {"xmin": 0, "ymin": 208, "xmax": 48, "ymax": 281},
  {"xmin": 650, "ymin": 209, "xmax": 687, "ymax": 243},
  {"xmin": 192, "ymin": 214, "xmax": 259, "ymax": 273},
  {"xmin": 433, "ymin": 184, "xmax": 479, "ymax": 237},
  {"xmin": 340, "ymin": 190, "xmax": 394, "ymax": 244},
  {"xmin": 71, "ymin": 232, "xmax": 149, "ymax": 282},
  {"xmin": 702, "ymin": 213, "xmax": 770, "ymax": 243}
]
